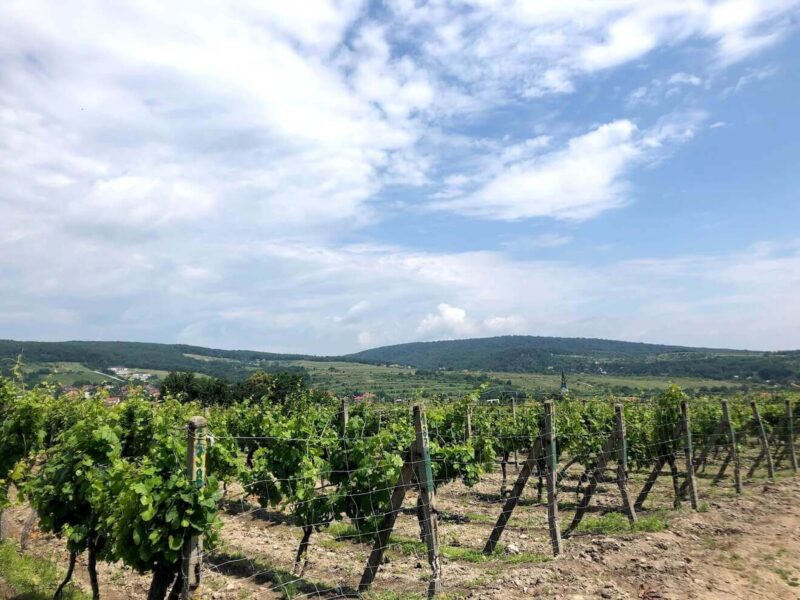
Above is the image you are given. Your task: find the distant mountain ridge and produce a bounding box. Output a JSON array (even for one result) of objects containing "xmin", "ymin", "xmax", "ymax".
[
  {"xmin": 1, "ymin": 335, "xmax": 798, "ymax": 383},
  {"xmin": 345, "ymin": 335, "xmax": 799, "ymax": 382}
]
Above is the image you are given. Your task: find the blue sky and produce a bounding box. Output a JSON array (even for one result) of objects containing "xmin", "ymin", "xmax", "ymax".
[{"xmin": 1, "ymin": 1, "xmax": 799, "ymax": 354}]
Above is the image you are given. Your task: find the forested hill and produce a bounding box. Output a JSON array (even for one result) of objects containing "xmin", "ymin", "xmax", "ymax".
[
  {"xmin": 345, "ymin": 336, "xmax": 800, "ymax": 382},
  {"xmin": 0, "ymin": 339, "xmax": 319, "ymax": 380}
]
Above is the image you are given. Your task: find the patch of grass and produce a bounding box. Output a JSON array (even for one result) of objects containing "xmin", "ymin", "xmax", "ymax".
[
  {"xmin": 0, "ymin": 540, "xmax": 89, "ymax": 600},
  {"xmin": 698, "ymin": 501, "xmax": 710, "ymax": 513},
  {"xmin": 464, "ymin": 512, "xmax": 495, "ymax": 524},
  {"xmin": 774, "ymin": 567, "xmax": 800, "ymax": 587},
  {"xmin": 273, "ymin": 571, "xmax": 299, "ymax": 599},
  {"xmin": 387, "ymin": 536, "xmax": 548, "ymax": 565},
  {"xmin": 364, "ymin": 592, "xmax": 425, "ymax": 600},
  {"xmin": 634, "ymin": 511, "xmax": 670, "ymax": 532},
  {"xmin": 568, "ymin": 510, "xmax": 669, "ymax": 535},
  {"xmin": 327, "ymin": 522, "xmax": 375, "ymax": 543},
  {"xmin": 699, "ymin": 536, "xmax": 717, "ymax": 550}
]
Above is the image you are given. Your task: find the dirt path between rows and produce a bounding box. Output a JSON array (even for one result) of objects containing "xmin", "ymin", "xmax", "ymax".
[{"xmin": 2, "ymin": 474, "xmax": 799, "ymax": 599}]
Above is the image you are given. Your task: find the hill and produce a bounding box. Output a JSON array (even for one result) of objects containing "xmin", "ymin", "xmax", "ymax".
[
  {"xmin": 1, "ymin": 336, "xmax": 798, "ymax": 385},
  {"xmin": 346, "ymin": 335, "xmax": 800, "ymax": 382},
  {"xmin": 0, "ymin": 339, "xmax": 320, "ymax": 381}
]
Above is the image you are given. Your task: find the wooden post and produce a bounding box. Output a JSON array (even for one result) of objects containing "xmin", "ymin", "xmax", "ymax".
[
  {"xmin": 465, "ymin": 404, "xmax": 472, "ymax": 442},
  {"xmin": 413, "ymin": 405, "xmax": 441, "ymax": 598},
  {"xmin": 787, "ymin": 400, "xmax": 798, "ymax": 473},
  {"xmin": 182, "ymin": 416, "xmax": 207, "ymax": 600},
  {"xmin": 692, "ymin": 420, "xmax": 725, "ymax": 474},
  {"xmin": 751, "ymin": 400, "xmax": 775, "ymax": 480},
  {"xmin": 512, "ymin": 396, "xmax": 519, "ymax": 468},
  {"xmin": 483, "ymin": 437, "xmax": 543, "ymax": 554},
  {"xmin": 341, "ymin": 397, "xmax": 349, "ymax": 437},
  {"xmin": 634, "ymin": 456, "xmax": 666, "ymax": 510},
  {"xmin": 359, "ymin": 457, "xmax": 414, "ymax": 592},
  {"xmin": 721, "ymin": 400, "xmax": 742, "ymax": 494},
  {"xmin": 680, "ymin": 401, "xmax": 699, "ymax": 510},
  {"xmin": 614, "ymin": 405, "xmax": 637, "ymax": 525},
  {"xmin": 565, "ymin": 411, "xmax": 637, "ymax": 536},
  {"xmin": 543, "ymin": 401, "xmax": 562, "ymax": 556}
]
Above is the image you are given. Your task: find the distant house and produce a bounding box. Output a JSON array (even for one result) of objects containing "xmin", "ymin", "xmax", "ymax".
[{"xmin": 104, "ymin": 396, "xmax": 122, "ymax": 407}]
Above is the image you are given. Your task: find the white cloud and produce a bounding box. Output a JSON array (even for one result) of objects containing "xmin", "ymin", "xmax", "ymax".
[
  {"xmin": 432, "ymin": 114, "xmax": 704, "ymax": 221},
  {"xmin": 724, "ymin": 65, "xmax": 779, "ymax": 95},
  {"xmin": 418, "ymin": 304, "xmax": 478, "ymax": 337},
  {"xmin": 74, "ymin": 176, "xmax": 215, "ymax": 227},
  {"xmin": 668, "ymin": 72, "xmax": 704, "ymax": 86},
  {"xmin": 389, "ymin": 0, "xmax": 799, "ymax": 101},
  {"xmin": 509, "ymin": 234, "xmax": 574, "ymax": 249}
]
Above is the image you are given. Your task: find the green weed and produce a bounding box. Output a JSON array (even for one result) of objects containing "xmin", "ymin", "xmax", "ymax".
[{"xmin": 0, "ymin": 540, "xmax": 89, "ymax": 600}]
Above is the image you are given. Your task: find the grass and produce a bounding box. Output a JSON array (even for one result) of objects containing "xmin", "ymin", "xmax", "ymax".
[
  {"xmin": 387, "ymin": 535, "xmax": 549, "ymax": 565},
  {"xmin": 568, "ymin": 510, "xmax": 669, "ymax": 535},
  {"xmin": 0, "ymin": 540, "xmax": 89, "ymax": 600},
  {"xmin": 464, "ymin": 512, "xmax": 496, "ymax": 524},
  {"xmin": 326, "ymin": 522, "xmax": 376, "ymax": 543},
  {"xmin": 774, "ymin": 567, "xmax": 800, "ymax": 587}
]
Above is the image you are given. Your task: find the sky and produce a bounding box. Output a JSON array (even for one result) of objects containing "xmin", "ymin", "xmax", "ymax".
[{"xmin": 1, "ymin": 0, "xmax": 800, "ymax": 354}]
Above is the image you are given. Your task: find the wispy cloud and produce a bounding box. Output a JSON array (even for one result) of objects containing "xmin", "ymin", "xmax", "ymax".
[{"xmin": 431, "ymin": 113, "xmax": 705, "ymax": 221}]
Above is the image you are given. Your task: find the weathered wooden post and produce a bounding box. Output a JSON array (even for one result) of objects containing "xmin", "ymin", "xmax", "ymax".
[
  {"xmin": 751, "ymin": 400, "xmax": 775, "ymax": 480},
  {"xmin": 680, "ymin": 401, "xmax": 699, "ymax": 510},
  {"xmin": 787, "ymin": 399, "xmax": 798, "ymax": 473},
  {"xmin": 543, "ymin": 401, "xmax": 562, "ymax": 555},
  {"xmin": 413, "ymin": 405, "xmax": 442, "ymax": 598},
  {"xmin": 512, "ymin": 396, "xmax": 519, "ymax": 468},
  {"xmin": 483, "ymin": 437, "xmax": 544, "ymax": 554},
  {"xmin": 341, "ymin": 397, "xmax": 349, "ymax": 436},
  {"xmin": 721, "ymin": 400, "xmax": 742, "ymax": 494},
  {"xmin": 358, "ymin": 457, "xmax": 414, "ymax": 593},
  {"xmin": 182, "ymin": 416, "xmax": 207, "ymax": 600},
  {"xmin": 615, "ymin": 405, "xmax": 637, "ymax": 525},
  {"xmin": 565, "ymin": 406, "xmax": 637, "ymax": 537},
  {"xmin": 465, "ymin": 404, "xmax": 472, "ymax": 442}
]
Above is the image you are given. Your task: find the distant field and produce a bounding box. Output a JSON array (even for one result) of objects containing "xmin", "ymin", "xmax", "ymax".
[
  {"xmin": 268, "ymin": 360, "xmax": 471, "ymax": 397},
  {"xmin": 271, "ymin": 360, "xmax": 748, "ymax": 398},
  {"xmin": 487, "ymin": 371, "xmax": 743, "ymax": 394},
  {"xmin": 20, "ymin": 362, "xmax": 173, "ymax": 386},
  {"xmin": 22, "ymin": 361, "xmax": 117, "ymax": 385},
  {"xmin": 16, "ymin": 357, "xmax": 756, "ymax": 397}
]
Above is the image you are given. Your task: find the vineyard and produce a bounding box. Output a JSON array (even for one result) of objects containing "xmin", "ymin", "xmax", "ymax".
[{"xmin": 1, "ymin": 367, "xmax": 799, "ymax": 600}]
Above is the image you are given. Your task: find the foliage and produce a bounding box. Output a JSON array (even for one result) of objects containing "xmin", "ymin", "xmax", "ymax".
[
  {"xmin": 27, "ymin": 401, "xmax": 121, "ymax": 554},
  {"xmin": 109, "ymin": 400, "xmax": 222, "ymax": 577}
]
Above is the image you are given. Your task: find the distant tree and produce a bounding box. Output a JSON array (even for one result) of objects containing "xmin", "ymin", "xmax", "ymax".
[
  {"xmin": 758, "ymin": 366, "xmax": 792, "ymax": 382},
  {"xmin": 195, "ymin": 376, "xmax": 232, "ymax": 407},
  {"xmin": 233, "ymin": 371, "xmax": 307, "ymax": 405},
  {"xmin": 159, "ymin": 371, "xmax": 197, "ymax": 402}
]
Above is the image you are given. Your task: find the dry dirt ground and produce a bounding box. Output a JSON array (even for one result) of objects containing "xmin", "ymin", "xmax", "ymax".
[{"xmin": 2, "ymin": 449, "xmax": 800, "ymax": 600}]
